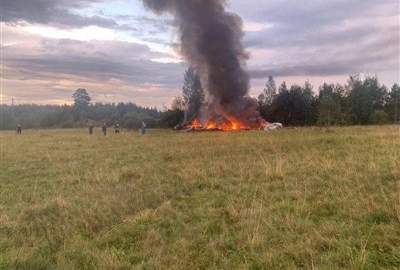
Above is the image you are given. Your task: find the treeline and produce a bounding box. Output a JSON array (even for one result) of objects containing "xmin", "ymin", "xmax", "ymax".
[
  {"xmin": 1, "ymin": 74, "xmax": 399, "ymax": 130},
  {"xmin": 0, "ymin": 102, "xmax": 163, "ymax": 130},
  {"xmin": 257, "ymin": 75, "xmax": 399, "ymax": 126},
  {"xmin": 165, "ymin": 72, "xmax": 399, "ymax": 127}
]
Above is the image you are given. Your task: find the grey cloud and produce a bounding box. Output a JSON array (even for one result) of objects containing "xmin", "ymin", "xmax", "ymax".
[
  {"xmin": 3, "ymin": 35, "xmax": 186, "ymax": 106},
  {"xmin": 2, "ymin": 0, "xmax": 399, "ymax": 105},
  {"xmin": 8, "ymin": 56, "xmax": 183, "ymax": 86},
  {"xmin": 227, "ymin": 0, "xmax": 399, "ymax": 81},
  {"xmin": 1, "ymin": 0, "xmax": 173, "ymax": 34},
  {"xmin": 115, "ymin": 15, "xmax": 175, "ymax": 38},
  {"xmin": 237, "ymin": 0, "xmax": 398, "ymax": 50},
  {"xmin": 244, "ymin": 24, "xmax": 387, "ymax": 49},
  {"xmin": 0, "ymin": 0, "xmax": 127, "ymax": 29},
  {"xmin": 245, "ymin": 25, "xmax": 398, "ymax": 79},
  {"xmin": 4, "ymin": 37, "xmax": 185, "ymax": 88},
  {"xmin": 250, "ymin": 55, "xmax": 394, "ymax": 79},
  {"xmin": 231, "ymin": 0, "xmax": 397, "ymax": 26},
  {"xmin": 249, "ymin": 33, "xmax": 398, "ymax": 78}
]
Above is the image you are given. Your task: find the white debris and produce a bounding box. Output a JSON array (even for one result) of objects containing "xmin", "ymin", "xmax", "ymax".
[{"xmin": 264, "ymin": 122, "xmax": 283, "ymax": 131}]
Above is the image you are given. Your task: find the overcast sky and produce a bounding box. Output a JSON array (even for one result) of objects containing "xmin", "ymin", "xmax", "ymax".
[{"xmin": 1, "ymin": 0, "xmax": 399, "ymax": 107}]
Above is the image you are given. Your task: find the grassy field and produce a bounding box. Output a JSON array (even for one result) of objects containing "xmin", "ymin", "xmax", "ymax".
[{"xmin": 0, "ymin": 126, "xmax": 399, "ymax": 270}]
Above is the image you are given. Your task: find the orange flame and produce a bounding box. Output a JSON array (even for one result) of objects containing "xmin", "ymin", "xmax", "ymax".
[
  {"xmin": 191, "ymin": 119, "xmax": 203, "ymax": 129},
  {"xmin": 187, "ymin": 118, "xmax": 265, "ymax": 131}
]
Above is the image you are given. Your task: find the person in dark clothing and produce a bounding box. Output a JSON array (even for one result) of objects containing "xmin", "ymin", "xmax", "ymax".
[
  {"xmin": 114, "ymin": 123, "xmax": 120, "ymax": 134},
  {"xmin": 16, "ymin": 124, "xmax": 22, "ymax": 134},
  {"xmin": 102, "ymin": 124, "xmax": 107, "ymax": 136},
  {"xmin": 139, "ymin": 121, "xmax": 146, "ymax": 135},
  {"xmin": 89, "ymin": 125, "xmax": 94, "ymax": 135}
]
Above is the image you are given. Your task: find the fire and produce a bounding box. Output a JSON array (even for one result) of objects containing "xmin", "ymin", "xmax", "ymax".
[
  {"xmin": 191, "ymin": 119, "xmax": 203, "ymax": 129},
  {"xmin": 206, "ymin": 122, "xmax": 217, "ymax": 129},
  {"xmin": 187, "ymin": 118, "xmax": 265, "ymax": 131}
]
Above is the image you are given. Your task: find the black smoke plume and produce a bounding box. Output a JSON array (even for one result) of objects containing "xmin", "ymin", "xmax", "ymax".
[{"xmin": 142, "ymin": 0, "xmax": 265, "ymax": 127}]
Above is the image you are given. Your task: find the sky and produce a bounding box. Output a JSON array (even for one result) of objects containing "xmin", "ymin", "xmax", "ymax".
[{"xmin": 1, "ymin": 0, "xmax": 399, "ymax": 107}]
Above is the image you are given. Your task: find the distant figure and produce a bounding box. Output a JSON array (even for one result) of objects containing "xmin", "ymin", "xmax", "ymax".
[
  {"xmin": 16, "ymin": 124, "xmax": 22, "ymax": 134},
  {"xmin": 139, "ymin": 121, "xmax": 147, "ymax": 135},
  {"xmin": 114, "ymin": 123, "xmax": 120, "ymax": 134},
  {"xmin": 88, "ymin": 125, "xmax": 94, "ymax": 135},
  {"xmin": 102, "ymin": 123, "xmax": 107, "ymax": 136}
]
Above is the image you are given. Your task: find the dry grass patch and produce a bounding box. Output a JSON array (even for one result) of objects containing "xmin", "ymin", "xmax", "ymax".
[{"xmin": 0, "ymin": 126, "xmax": 399, "ymax": 269}]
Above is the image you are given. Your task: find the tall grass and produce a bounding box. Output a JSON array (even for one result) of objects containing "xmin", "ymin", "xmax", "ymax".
[{"xmin": 0, "ymin": 126, "xmax": 399, "ymax": 269}]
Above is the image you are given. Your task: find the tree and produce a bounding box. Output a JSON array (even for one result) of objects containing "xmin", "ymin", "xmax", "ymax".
[
  {"xmin": 261, "ymin": 76, "xmax": 277, "ymax": 106},
  {"xmin": 269, "ymin": 82, "xmax": 290, "ymax": 124},
  {"xmin": 348, "ymin": 75, "xmax": 388, "ymax": 124},
  {"xmin": 72, "ymin": 89, "xmax": 91, "ymax": 120},
  {"xmin": 171, "ymin": 96, "xmax": 186, "ymax": 111},
  {"xmin": 258, "ymin": 76, "xmax": 277, "ymax": 121},
  {"xmin": 278, "ymin": 81, "xmax": 288, "ymax": 94},
  {"xmin": 160, "ymin": 109, "xmax": 184, "ymax": 128},
  {"xmin": 287, "ymin": 84, "xmax": 315, "ymax": 125},
  {"xmin": 73, "ymin": 89, "xmax": 91, "ymax": 109},
  {"xmin": 165, "ymin": 97, "xmax": 186, "ymax": 127},
  {"xmin": 269, "ymin": 82, "xmax": 317, "ymax": 126},
  {"xmin": 317, "ymin": 83, "xmax": 347, "ymax": 126},
  {"xmin": 121, "ymin": 111, "xmax": 157, "ymax": 129},
  {"xmin": 182, "ymin": 67, "xmax": 204, "ymax": 122},
  {"xmin": 385, "ymin": 84, "xmax": 400, "ymax": 123},
  {"xmin": 303, "ymin": 81, "xmax": 318, "ymax": 125}
]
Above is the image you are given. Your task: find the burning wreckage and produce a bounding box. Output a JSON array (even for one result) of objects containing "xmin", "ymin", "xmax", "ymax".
[
  {"xmin": 142, "ymin": 0, "xmax": 283, "ymax": 132},
  {"xmin": 181, "ymin": 119, "xmax": 283, "ymax": 132}
]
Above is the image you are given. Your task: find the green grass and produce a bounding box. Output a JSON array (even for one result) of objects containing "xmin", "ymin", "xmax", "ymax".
[{"xmin": 0, "ymin": 126, "xmax": 399, "ymax": 269}]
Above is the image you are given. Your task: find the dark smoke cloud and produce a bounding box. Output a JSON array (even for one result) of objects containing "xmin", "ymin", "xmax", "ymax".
[{"xmin": 142, "ymin": 0, "xmax": 264, "ymax": 127}]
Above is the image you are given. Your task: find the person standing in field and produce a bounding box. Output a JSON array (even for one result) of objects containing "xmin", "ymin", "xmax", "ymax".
[
  {"xmin": 114, "ymin": 123, "xmax": 120, "ymax": 134},
  {"xmin": 140, "ymin": 121, "xmax": 147, "ymax": 135},
  {"xmin": 16, "ymin": 124, "xmax": 22, "ymax": 134},
  {"xmin": 89, "ymin": 125, "xmax": 94, "ymax": 135},
  {"xmin": 102, "ymin": 123, "xmax": 107, "ymax": 136}
]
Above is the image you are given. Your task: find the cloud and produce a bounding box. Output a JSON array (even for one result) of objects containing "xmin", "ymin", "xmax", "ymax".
[
  {"xmin": 247, "ymin": 25, "xmax": 398, "ymax": 78},
  {"xmin": 230, "ymin": 0, "xmax": 398, "ymax": 26},
  {"xmin": 2, "ymin": 0, "xmax": 399, "ymax": 106},
  {"xmin": 229, "ymin": 0, "xmax": 399, "ymax": 81},
  {"xmin": 0, "ymin": 0, "xmax": 127, "ymax": 29},
  {"xmin": 4, "ymin": 25, "xmax": 183, "ymax": 82},
  {"xmin": 3, "ymin": 26, "xmax": 185, "ymax": 106}
]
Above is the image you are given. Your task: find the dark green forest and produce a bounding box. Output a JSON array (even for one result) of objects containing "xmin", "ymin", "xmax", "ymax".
[
  {"xmin": 257, "ymin": 75, "xmax": 399, "ymax": 126},
  {"xmin": 1, "ymin": 71, "xmax": 399, "ymax": 130},
  {"xmin": 0, "ymin": 102, "xmax": 163, "ymax": 130}
]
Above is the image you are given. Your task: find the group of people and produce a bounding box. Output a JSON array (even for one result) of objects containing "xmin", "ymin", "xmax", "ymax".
[
  {"xmin": 14, "ymin": 122, "xmax": 147, "ymax": 135},
  {"xmin": 89, "ymin": 122, "xmax": 147, "ymax": 136}
]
